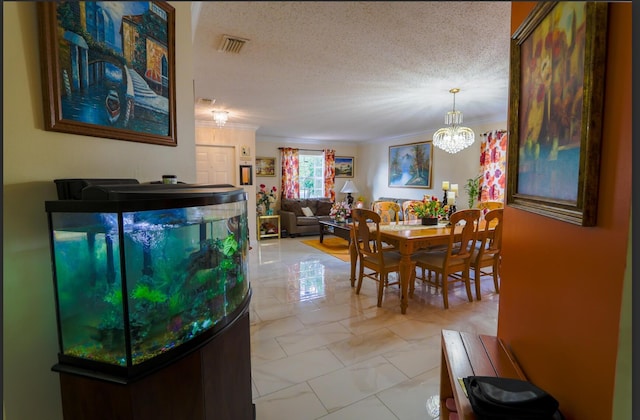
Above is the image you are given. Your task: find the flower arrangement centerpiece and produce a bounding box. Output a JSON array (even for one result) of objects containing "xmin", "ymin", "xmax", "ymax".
[
  {"xmin": 409, "ymin": 195, "xmax": 449, "ymax": 225},
  {"xmin": 329, "ymin": 201, "xmax": 351, "ymax": 222},
  {"xmin": 257, "ymin": 184, "xmax": 277, "ymax": 215}
]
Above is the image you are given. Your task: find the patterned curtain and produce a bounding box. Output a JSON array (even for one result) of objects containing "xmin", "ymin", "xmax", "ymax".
[
  {"xmin": 280, "ymin": 148, "xmax": 299, "ymax": 199},
  {"xmin": 323, "ymin": 149, "xmax": 336, "ymax": 201},
  {"xmin": 479, "ymin": 130, "xmax": 507, "ymax": 203}
]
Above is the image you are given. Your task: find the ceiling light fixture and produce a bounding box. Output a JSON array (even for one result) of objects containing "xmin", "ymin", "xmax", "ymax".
[
  {"xmin": 433, "ymin": 88, "xmax": 475, "ymax": 154},
  {"xmin": 212, "ymin": 110, "xmax": 228, "ymax": 127}
]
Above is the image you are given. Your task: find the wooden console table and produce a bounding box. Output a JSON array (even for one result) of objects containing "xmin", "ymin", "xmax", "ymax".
[{"xmin": 440, "ymin": 329, "xmax": 526, "ymax": 419}]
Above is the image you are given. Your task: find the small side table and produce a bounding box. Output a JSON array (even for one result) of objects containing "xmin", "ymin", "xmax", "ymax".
[{"xmin": 257, "ymin": 215, "xmax": 281, "ymax": 240}]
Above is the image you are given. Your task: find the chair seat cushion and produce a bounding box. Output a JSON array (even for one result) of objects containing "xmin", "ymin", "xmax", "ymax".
[
  {"xmin": 414, "ymin": 250, "xmax": 466, "ymax": 268},
  {"xmin": 361, "ymin": 249, "xmax": 402, "ymax": 266},
  {"xmin": 471, "ymin": 248, "xmax": 498, "ymax": 263}
]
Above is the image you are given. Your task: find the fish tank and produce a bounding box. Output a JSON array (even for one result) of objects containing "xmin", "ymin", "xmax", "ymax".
[{"xmin": 45, "ymin": 182, "xmax": 250, "ymax": 380}]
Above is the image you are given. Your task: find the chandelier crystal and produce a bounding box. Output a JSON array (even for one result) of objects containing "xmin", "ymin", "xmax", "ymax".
[
  {"xmin": 212, "ymin": 110, "xmax": 229, "ymax": 127},
  {"xmin": 433, "ymin": 88, "xmax": 475, "ymax": 154}
]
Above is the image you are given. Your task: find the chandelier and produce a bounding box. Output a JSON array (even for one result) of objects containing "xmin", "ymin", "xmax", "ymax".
[
  {"xmin": 212, "ymin": 110, "xmax": 229, "ymax": 127},
  {"xmin": 432, "ymin": 88, "xmax": 475, "ymax": 154}
]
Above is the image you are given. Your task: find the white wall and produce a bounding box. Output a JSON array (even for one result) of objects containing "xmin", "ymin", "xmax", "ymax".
[
  {"xmin": 357, "ymin": 121, "xmax": 506, "ymax": 209},
  {"xmin": 3, "ymin": 3, "xmax": 195, "ymax": 419}
]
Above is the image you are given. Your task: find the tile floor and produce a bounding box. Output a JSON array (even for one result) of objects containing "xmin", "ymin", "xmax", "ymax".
[{"xmin": 249, "ymin": 235, "xmax": 499, "ymax": 420}]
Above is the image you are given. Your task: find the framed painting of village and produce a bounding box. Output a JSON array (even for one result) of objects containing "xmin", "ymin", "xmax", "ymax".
[
  {"xmin": 507, "ymin": 2, "xmax": 608, "ymax": 226},
  {"xmin": 255, "ymin": 157, "xmax": 276, "ymax": 176},
  {"xmin": 38, "ymin": 2, "xmax": 177, "ymax": 146},
  {"xmin": 388, "ymin": 141, "xmax": 433, "ymax": 188}
]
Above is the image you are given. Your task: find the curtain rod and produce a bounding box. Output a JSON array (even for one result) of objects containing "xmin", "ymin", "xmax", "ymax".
[
  {"xmin": 277, "ymin": 147, "xmax": 326, "ymax": 152},
  {"xmin": 481, "ymin": 129, "xmax": 507, "ymax": 136}
]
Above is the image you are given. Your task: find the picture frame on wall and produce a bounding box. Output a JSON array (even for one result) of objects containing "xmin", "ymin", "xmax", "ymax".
[
  {"xmin": 255, "ymin": 157, "xmax": 276, "ymax": 177},
  {"xmin": 388, "ymin": 141, "xmax": 433, "ymax": 188},
  {"xmin": 239, "ymin": 165, "xmax": 252, "ymax": 186},
  {"xmin": 506, "ymin": 2, "xmax": 608, "ymax": 226},
  {"xmin": 37, "ymin": 2, "xmax": 177, "ymax": 147},
  {"xmin": 335, "ymin": 156, "xmax": 354, "ymax": 178}
]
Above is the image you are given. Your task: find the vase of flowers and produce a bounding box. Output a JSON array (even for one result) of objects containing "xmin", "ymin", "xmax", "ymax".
[
  {"xmin": 409, "ymin": 195, "xmax": 448, "ymax": 225},
  {"xmin": 257, "ymin": 184, "xmax": 277, "ymax": 215},
  {"xmin": 329, "ymin": 201, "xmax": 351, "ymax": 223}
]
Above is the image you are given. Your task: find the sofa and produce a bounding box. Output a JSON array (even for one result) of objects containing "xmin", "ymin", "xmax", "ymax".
[{"xmin": 279, "ymin": 198, "xmax": 334, "ymax": 237}]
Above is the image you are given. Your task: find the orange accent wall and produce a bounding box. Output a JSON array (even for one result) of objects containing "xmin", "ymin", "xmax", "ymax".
[{"xmin": 498, "ymin": 3, "xmax": 632, "ymax": 420}]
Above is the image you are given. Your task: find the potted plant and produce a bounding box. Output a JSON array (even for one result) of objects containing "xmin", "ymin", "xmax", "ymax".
[
  {"xmin": 409, "ymin": 195, "xmax": 448, "ymax": 225},
  {"xmin": 464, "ymin": 175, "xmax": 482, "ymax": 209}
]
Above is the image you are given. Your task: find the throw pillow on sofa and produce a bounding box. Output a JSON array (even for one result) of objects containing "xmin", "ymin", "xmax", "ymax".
[
  {"xmin": 316, "ymin": 201, "xmax": 333, "ymax": 216},
  {"xmin": 301, "ymin": 207, "xmax": 314, "ymax": 217},
  {"xmin": 282, "ymin": 199, "xmax": 304, "ymax": 216}
]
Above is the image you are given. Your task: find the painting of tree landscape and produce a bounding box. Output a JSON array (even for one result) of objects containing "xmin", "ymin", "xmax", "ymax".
[
  {"xmin": 38, "ymin": 2, "xmax": 176, "ymax": 146},
  {"xmin": 388, "ymin": 141, "xmax": 433, "ymax": 188}
]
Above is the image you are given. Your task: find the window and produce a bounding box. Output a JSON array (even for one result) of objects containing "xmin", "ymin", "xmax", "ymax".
[{"xmin": 299, "ymin": 152, "xmax": 324, "ymax": 198}]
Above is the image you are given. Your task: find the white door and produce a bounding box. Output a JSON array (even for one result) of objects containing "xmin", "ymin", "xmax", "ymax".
[{"xmin": 195, "ymin": 145, "xmax": 236, "ymax": 185}]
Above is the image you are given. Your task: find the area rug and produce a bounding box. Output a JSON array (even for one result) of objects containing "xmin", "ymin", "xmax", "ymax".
[{"xmin": 301, "ymin": 237, "xmax": 351, "ymax": 262}]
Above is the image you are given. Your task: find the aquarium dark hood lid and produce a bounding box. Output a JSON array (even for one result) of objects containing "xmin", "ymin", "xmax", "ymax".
[
  {"xmin": 80, "ymin": 183, "xmax": 240, "ymax": 201},
  {"xmin": 53, "ymin": 178, "xmax": 240, "ymax": 200},
  {"xmin": 54, "ymin": 178, "xmax": 140, "ymax": 200}
]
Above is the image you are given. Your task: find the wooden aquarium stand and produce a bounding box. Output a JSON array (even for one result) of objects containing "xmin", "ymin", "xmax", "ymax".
[{"xmin": 55, "ymin": 309, "xmax": 254, "ymax": 420}]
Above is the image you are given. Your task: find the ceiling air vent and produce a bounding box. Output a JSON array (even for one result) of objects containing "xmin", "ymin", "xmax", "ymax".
[
  {"xmin": 196, "ymin": 98, "xmax": 216, "ymax": 106},
  {"xmin": 218, "ymin": 35, "xmax": 249, "ymax": 54}
]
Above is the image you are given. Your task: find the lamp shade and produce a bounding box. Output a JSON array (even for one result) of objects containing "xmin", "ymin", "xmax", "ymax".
[{"xmin": 340, "ymin": 181, "xmax": 358, "ymax": 194}]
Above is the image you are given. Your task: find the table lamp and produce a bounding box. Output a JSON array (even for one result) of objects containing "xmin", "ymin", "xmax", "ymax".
[{"xmin": 340, "ymin": 180, "xmax": 359, "ymax": 206}]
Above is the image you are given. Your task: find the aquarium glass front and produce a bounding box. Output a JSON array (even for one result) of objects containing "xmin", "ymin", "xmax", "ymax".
[{"xmin": 50, "ymin": 200, "xmax": 249, "ymax": 368}]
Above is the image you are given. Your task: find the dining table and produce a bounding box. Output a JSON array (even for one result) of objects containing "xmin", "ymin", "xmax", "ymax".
[{"xmin": 348, "ymin": 219, "xmax": 495, "ymax": 314}]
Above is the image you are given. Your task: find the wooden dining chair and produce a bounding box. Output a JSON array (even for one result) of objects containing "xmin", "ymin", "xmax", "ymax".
[
  {"xmin": 372, "ymin": 201, "xmax": 400, "ymax": 224},
  {"xmin": 470, "ymin": 208, "xmax": 503, "ymax": 300},
  {"xmin": 477, "ymin": 201, "xmax": 504, "ymax": 211},
  {"xmin": 402, "ymin": 200, "xmax": 423, "ymax": 222},
  {"xmin": 351, "ymin": 208, "xmax": 414, "ymax": 307},
  {"xmin": 477, "ymin": 201, "xmax": 504, "ymax": 218},
  {"xmin": 412, "ymin": 209, "xmax": 481, "ymax": 309}
]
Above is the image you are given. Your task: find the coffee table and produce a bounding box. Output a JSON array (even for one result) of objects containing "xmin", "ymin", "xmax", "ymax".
[{"xmin": 318, "ymin": 219, "xmax": 352, "ymax": 244}]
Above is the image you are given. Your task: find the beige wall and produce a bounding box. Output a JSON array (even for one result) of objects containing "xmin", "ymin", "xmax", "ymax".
[{"xmin": 3, "ymin": 3, "xmax": 195, "ymax": 419}]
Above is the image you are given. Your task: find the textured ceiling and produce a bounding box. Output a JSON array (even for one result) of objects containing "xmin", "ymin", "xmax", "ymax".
[{"xmin": 192, "ymin": 2, "xmax": 512, "ymax": 142}]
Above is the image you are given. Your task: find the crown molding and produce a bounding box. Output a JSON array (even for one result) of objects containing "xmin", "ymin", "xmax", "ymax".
[{"xmin": 195, "ymin": 119, "xmax": 259, "ymax": 131}]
